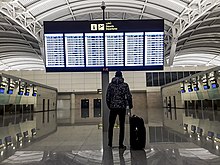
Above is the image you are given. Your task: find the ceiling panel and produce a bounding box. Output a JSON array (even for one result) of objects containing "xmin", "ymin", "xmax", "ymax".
[
  {"xmin": 41, "ymin": 8, "xmax": 70, "ymax": 22},
  {"xmin": 144, "ymin": 6, "xmax": 176, "ymax": 22},
  {"xmin": 148, "ymin": 0, "xmax": 185, "ymax": 13},
  {"xmin": 0, "ymin": 0, "xmax": 220, "ymax": 70},
  {"xmin": 19, "ymin": 0, "xmax": 38, "ymax": 6},
  {"xmin": 29, "ymin": 0, "xmax": 67, "ymax": 16}
]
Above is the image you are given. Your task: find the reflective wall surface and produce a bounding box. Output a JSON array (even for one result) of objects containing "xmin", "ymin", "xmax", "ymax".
[{"xmin": 0, "ymin": 73, "xmax": 58, "ymax": 157}]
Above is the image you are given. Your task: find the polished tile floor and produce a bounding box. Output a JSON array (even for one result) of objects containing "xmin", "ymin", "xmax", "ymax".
[{"xmin": 1, "ymin": 124, "xmax": 220, "ymax": 165}]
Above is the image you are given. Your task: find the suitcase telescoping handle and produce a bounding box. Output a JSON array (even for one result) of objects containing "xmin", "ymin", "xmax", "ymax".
[
  {"xmin": 126, "ymin": 105, "xmax": 133, "ymax": 117},
  {"xmin": 125, "ymin": 94, "xmax": 132, "ymax": 116},
  {"xmin": 126, "ymin": 108, "xmax": 131, "ymax": 116}
]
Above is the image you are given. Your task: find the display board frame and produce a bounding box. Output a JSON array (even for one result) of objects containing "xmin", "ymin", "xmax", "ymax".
[{"xmin": 44, "ymin": 19, "xmax": 164, "ymax": 72}]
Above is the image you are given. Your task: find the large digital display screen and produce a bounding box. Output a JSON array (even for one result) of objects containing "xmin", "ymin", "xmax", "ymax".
[{"xmin": 44, "ymin": 20, "xmax": 164, "ymax": 72}]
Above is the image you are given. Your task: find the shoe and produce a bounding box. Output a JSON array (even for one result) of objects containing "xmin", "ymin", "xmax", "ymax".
[{"xmin": 119, "ymin": 145, "xmax": 126, "ymax": 150}]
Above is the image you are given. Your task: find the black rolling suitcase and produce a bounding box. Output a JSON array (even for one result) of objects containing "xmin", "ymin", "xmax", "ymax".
[{"xmin": 130, "ymin": 115, "xmax": 146, "ymax": 150}]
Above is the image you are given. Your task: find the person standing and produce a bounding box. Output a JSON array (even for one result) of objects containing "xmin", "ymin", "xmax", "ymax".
[{"xmin": 106, "ymin": 71, "xmax": 133, "ymax": 149}]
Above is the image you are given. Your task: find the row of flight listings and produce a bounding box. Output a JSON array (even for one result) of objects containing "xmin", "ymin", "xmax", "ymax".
[{"xmin": 45, "ymin": 32, "xmax": 163, "ymax": 68}]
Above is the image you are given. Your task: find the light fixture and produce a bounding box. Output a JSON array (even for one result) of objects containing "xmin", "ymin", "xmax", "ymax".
[
  {"xmin": 32, "ymin": 85, "xmax": 37, "ymax": 96},
  {"xmin": 202, "ymin": 75, "xmax": 210, "ymax": 90},
  {"xmin": 97, "ymin": 89, "xmax": 102, "ymax": 94},
  {"xmin": 180, "ymin": 81, "xmax": 186, "ymax": 93},
  {"xmin": 25, "ymin": 88, "xmax": 30, "ymax": 96},
  {"xmin": 188, "ymin": 82, "xmax": 193, "ymax": 92},
  {"xmin": 191, "ymin": 125, "xmax": 196, "ymax": 134},
  {"xmin": 183, "ymin": 123, "xmax": 188, "ymax": 131},
  {"xmin": 0, "ymin": 86, "xmax": 5, "ymax": 94},
  {"xmin": 7, "ymin": 78, "xmax": 14, "ymax": 95},
  {"xmin": 18, "ymin": 81, "xmax": 24, "ymax": 95},
  {"xmin": 207, "ymin": 131, "xmax": 214, "ymax": 140},
  {"xmin": 210, "ymin": 77, "xmax": 219, "ymax": 89}
]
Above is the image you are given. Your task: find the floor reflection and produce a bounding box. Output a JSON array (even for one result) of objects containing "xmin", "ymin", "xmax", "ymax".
[
  {"xmin": 149, "ymin": 126, "xmax": 188, "ymax": 143},
  {"xmin": 1, "ymin": 125, "xmax": 220, "ymax": 165},
  {"xmin": 1, "ymin": 147, "xmax": 220, "ymax": 165}
]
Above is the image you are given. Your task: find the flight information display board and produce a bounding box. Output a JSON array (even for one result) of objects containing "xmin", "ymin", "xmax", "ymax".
[
  {"xmin": 85, "ymin": 33, "xmax": 104, "ymax": 67},
  {"xmin": 105, "ymin": 33, "xmax": 124, "ymax": 67},
  {"xmin": 65, "ymin": 33, "xmax": 84, "ymax": 67},
  {"xmin": 44, "ymin": 20, "xmax": 164, "ymax": 72},
  {"xmin": 45, "ymin": 34, "xmax": 65, "ymax": 67},
  {"xmin": 125, "ymin": 32, "xmax": 144, "ymax": 66}
]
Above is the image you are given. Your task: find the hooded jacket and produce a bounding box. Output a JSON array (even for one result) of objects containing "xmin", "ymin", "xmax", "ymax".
[{"xmin": 106, "ymin": 76, "xmax": 133, "ymax": 109}]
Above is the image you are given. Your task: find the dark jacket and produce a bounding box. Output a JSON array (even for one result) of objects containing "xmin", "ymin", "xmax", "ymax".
[{"xmin": 106, "ymin": 77, "xmax": 133, "ymax": 109}]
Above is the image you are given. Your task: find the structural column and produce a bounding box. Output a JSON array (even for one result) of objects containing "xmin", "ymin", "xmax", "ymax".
[
  {"xmin": 102, "ymin": 71, "xmax": 109, "ymax": 132},
  {"xmin": 70, "ymin": 93, "xmax": 76, "ymax": 124}
]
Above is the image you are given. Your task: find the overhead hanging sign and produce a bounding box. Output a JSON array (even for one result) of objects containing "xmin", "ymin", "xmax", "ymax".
[{"xmin": 44, "ymin": 19, "xmax": 164, "ymax": 72}]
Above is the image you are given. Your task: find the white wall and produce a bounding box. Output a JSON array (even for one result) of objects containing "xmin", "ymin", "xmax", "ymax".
[
  {"xmin": 3, "ymin": 66, "xmax": 208, "ymax": 93},
  {"xmin": 1, "ymin": 66, "xmax": 209, "ymax": 128},
  {"xmin": 162, "ymin": 83, "xmax": 183, "ymax": 108},
  {"xmin": 146, "ymin": 87, "xmax": 163, "ymax": 126},
  {"xmin": 3, "ymin": 71, "xmax": 146, "ymax": 92}
]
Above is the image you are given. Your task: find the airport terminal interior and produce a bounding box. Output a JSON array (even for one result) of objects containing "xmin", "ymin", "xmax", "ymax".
[{"xmin": 1, "ymin": 0, "xmax": 220, "ymax": 164}]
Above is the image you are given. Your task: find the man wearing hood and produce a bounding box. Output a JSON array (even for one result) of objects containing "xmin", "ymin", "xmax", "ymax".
[{"xmin": 106, "ymin": 71, "xmax": 133, "ymax": 149}]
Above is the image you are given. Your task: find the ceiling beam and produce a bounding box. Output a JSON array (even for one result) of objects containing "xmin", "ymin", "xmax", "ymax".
[
  {"xmin": 168, "ymin": 0, "xmax": 220, "ymax": 65},
  {"xmin": 0, "ymin": 1, "xmax": 42, "ymax": 42},
  {"xmin": 65, "ymin": 0, "xmax": 75, "ymax": 20}
]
